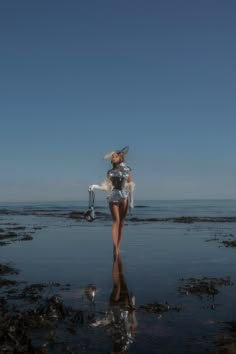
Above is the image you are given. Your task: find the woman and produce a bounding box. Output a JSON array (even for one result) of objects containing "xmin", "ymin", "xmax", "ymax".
[{"xmin": 88, "ymin": 146, "xmax": 135, "ymax": 256}]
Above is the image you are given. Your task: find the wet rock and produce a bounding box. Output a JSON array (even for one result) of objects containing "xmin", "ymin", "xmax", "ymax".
[
  {"xmin": 0, "ymin": 264, "xmax": 19, "ymax": 299},
  {"xmin": 0, "ymin": 278, "xmax": 17, "ymax": 287},
  {"xmin": 8, "ymin": 226, "xmax": 26, "ymax": 231},
  {"xmin": 139, "ymin": 302, "xmax": 182, "ymax": 313},
  {"xmin": 0, "ymin": 231, "xmax": 18, "ymax": 240},
  {"xmin": 0, "ymin": 310, "xmax": 34, "ymax": 353},
  {"xmin": 205, "ymin": 233, "xmax": 236, "ymax": 247},
  {"xmin": 36, "ymin": 295, "xmax": 68, "ymax": 320},
  {"xmin": 222, "ymin": 240, "xmax": 236, "ymax": 247},
  {"xmin": 20, "ymin": 234, "xmax": 34, "ymax": 241},
  {"xmin": 68, "ymin": 210, "xmax": 110, "ymax": 222},
  {"xmin": 21, "ymin": 283, "xmax": 49, "ymax": 302},
  {"xmin": 0, "ymin": 263, "xmax": 18, "ymax": 275},
  {"xmin": 0, "ymin": 286, "xmax": 81, "ymax": 352},
  {"xmin": 0, "ymin": 225, "xmax": 35, "ymax": 245},
  {"xmin": 178, "ymin": 277, "xmax": 233, "ymax": 296},
  {"xmin": 129, "ymin": 216, "xmax": 236, "ymax": 224},
  {"xmin": 174, "ymin": 216, "xmax": 195, "ymax": 223},
  {"xmin": 68, "ymin": 211, "xmax": 83, "ymax": 219}
]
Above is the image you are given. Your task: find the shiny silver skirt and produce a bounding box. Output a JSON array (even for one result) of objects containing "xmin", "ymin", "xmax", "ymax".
[{"xmin": 107, "ymin": 189, "xmax": 129, "ymax": 204}]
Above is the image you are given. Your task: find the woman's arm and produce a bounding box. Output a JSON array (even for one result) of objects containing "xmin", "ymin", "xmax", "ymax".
[
  {"xmin": 127, "ymin": 173, "xmax": 135, "ymax": 208},
  {"xmin": 128, "ymin": 172, "xmax": 132, "ymax": 183},
  {"xmin": 88, "ymin": 178, "xmax": 111, "ymax": 192}
]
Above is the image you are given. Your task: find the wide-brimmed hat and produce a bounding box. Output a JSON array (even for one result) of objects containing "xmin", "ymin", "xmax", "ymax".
[{"xmin": 103, "ymin": 146, "xmax": 129, "ymax": 160}]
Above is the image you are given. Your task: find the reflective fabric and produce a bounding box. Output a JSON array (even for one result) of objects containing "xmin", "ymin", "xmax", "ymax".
[
  {"xmin": 107, "ymin": 190, "xmax": 129, "ymax": 203},
  {"xmin": 107, "ymin": 163, "xmax": 131, "ymax": 203}
]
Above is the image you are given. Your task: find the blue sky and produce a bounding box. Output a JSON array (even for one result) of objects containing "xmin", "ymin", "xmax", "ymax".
[{"xmin": 1, "ymin": 0, "xmax": 236, "ymax": 202}]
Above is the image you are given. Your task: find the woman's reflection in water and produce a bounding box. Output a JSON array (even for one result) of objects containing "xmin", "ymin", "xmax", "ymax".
[{"xmin": 108, "ymin": 254, "xmax": 137, "ymax": 353}]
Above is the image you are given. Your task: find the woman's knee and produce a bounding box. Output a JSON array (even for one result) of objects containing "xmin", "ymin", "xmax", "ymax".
[
  {"xmin": 119, "ymin": 218, "xmax": 125, "ymax": 227},
  {"xmin": 112, "ymin": 216, "xmax": 120, "ymax": 224}
]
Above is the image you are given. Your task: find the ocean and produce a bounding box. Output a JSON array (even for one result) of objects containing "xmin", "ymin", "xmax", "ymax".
[
  {"xmin": 1, "ymin": 199, "xmax": 236, "ymax": 353},
  {"xmin": 1, "ymin": 198, "xmax": 236, "ymax": 214}
]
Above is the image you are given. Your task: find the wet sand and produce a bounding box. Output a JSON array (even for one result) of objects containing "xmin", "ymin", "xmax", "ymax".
[{"xmin": 1, "ymin": 204, "xmax": 236, "ymax": 353}]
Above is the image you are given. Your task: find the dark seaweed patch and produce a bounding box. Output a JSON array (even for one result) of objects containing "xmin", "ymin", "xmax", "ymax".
[
  {"xmin": 178, "ymin": 277, "xmax": 233, "ymax": 297},
  {"xmin": 139, "ymin": 302, "xmax": 182, "ymax": 313},
  {"xmin": 0, "ymin": 225, "xmax": 34, "ymax": 245}
]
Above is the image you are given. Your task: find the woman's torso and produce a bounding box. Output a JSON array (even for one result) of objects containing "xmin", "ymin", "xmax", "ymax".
[{"xmin": 107, "ymin": 163, "xmax": 131, "ymax": 191}]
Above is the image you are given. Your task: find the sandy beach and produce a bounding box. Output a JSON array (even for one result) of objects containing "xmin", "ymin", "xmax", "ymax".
[{"xmin": 1, "ymin": 200, "xmax": 236, "ymax": 353}]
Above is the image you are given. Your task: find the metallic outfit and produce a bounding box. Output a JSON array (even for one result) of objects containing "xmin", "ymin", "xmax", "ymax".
[{"xmin": 107, "ymin": 163, "xmax": 131, "ymax": 204}]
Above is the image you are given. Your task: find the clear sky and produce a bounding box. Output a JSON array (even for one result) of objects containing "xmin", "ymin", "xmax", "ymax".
[{"xmin": 1, "ymin": 0, "xmax": 236, "ymax": 202}]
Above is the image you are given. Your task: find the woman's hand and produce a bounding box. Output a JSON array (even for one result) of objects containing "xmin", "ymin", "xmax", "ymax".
[
  {"xmin": 88, "ymin": 185, "xmax": 95, "ymax": 191},
  {"xmin": 88, "ymin": 181, "xmax": 111, "ymax": 192}
]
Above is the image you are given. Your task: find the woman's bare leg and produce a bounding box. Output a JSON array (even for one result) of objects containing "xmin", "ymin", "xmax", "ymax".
[
  {"xmin": 109, "ymin": 203, "xmax": 120, "ymax": 255},
  {"xmin": 117, "ymin": 198, "xmax": 129, "ymax": 249}
]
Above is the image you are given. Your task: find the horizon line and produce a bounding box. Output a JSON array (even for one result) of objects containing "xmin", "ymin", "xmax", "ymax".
[{"xmin": 1, "ymin": 198, "xmax": 236, "ymax": 204}]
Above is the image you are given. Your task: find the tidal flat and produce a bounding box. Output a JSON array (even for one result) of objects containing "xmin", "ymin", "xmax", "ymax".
[{"xmin": 1, "ymin": 200, "xmax": 236, "ymax": 353}]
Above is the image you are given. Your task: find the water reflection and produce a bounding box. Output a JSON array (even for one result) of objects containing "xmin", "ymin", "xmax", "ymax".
[
  {"xmin": 84, "ymin": 284, "xmax": 97, "ymax": 303},
  {"xmin": 89, "ymin": 254, "xmax": 137, "ymax": 353},
  {"xmin": 109, "ymin": 254, "xmax": 137, "ymax": 353}
]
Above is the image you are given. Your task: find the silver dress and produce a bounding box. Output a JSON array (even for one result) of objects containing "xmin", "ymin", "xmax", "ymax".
[{"xmin": 107, "ymin": 163, "xmax": 131, "ymax": 203}]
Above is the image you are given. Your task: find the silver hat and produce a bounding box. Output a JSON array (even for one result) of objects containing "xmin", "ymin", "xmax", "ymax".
[{"xmin": 103, "ymin": 146, "xmax": 129, "ymax": 160}]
